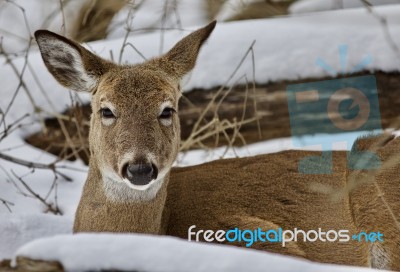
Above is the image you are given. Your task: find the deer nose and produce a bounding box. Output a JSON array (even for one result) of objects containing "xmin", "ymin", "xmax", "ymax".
[{"xmin": 124, "ymin": 163, "xmax": 158, "ymax": 186}]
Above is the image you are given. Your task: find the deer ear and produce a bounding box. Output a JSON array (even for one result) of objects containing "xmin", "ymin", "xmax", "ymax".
[
  {"xmin": 34, "ymin": 30, "xmax": 113, "ymax": 92},
  {"xmin": 160, "ymin": 21, "xmax": 216, "ymax": 79}
]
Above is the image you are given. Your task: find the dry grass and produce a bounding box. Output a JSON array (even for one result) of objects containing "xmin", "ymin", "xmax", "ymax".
[
  {"xmin": 180, "ymin": 40, "xmax": 260, "ymax": 154},
  {"xmin": 207, "ymin": 0, "xmax": 295, "ymax": 21},
  {"xmin": 71, "ymin": 0, "xmax": 129, "ymax": 42}
]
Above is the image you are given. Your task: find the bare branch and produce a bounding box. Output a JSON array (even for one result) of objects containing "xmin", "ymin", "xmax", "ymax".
[
  {"xmin": 360, "ymin": 0, "xmax": 400, "ymax": 62},
  {"xmin": 0, "ymin": 197, "xmax": 14, "ymax": 213},
  {"xmin": 58, "ymin": 0, "xmax": 67, "ymax": 35},
  {"xmin": 0, "ymin": 152, "xmax": 73, "ymax": 181},
  {"xmin": 11, "ymin": 170, "xmax": 62, "ymax": 215}
]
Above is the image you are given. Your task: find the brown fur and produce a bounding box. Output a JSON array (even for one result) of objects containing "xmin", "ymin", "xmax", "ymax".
[
  {"xmin": 35, "ymin": 23, "xmax": 400, "ymax": 270},
  {"xmin": 348, "ymin": 134, "xmax": 400, "ymax": 269},
  {"xmin": 167, "ymin": 135, "xmax": 400, "ymax": 269},
  {"xmin": 166, "ymin": 134, "xmax": 400, "ymax": 269}
]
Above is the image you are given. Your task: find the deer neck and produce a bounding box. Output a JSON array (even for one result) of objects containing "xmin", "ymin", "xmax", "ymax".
[{"xmin": 81, "ymin": 159, "xmax": 170, "ymax": 234}]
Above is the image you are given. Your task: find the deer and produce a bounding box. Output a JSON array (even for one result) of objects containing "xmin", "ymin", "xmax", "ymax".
[{"xmin": 34, "ymin": 22, "xmax": 400, "ymax": 270}]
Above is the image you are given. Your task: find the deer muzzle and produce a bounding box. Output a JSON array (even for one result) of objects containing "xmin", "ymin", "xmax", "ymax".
[{"xmin": 123, "ymin": 162, "xmax": 158, "ymax": 186}]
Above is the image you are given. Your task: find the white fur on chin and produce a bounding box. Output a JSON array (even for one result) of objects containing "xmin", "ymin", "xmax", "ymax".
[{"xmin": 101, "ymin": 166, "xmax": 168, "ymax": 202}]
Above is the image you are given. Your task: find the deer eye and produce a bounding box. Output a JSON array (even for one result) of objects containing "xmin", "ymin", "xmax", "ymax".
[
  {"xmin": 101, "ymin": 108, "xmax": 115, "ymax": 118},
  {"xmin": 159, "ymin": 107, "xmax": 175, "ymax": 119}
]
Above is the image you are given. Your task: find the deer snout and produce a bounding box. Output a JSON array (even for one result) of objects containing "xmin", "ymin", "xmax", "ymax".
[{"xmin": 123, "ymin": 162, "xmax": 158, "ymax": 186}]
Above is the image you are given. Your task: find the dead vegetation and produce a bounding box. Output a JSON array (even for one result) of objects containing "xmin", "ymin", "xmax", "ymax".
[
  {"xmin": 71, "ymin": 0, "xmax": 129, "ymax": 42},
  {"xmin": 26, "ymin": 71, "xmax": 400, "ymax": 164},
  {"xmin": 0, "ymin": 257, "xmax": 63, "ymax": 272},
  {"xmin": 214, "ymin": 0, "xmax": 293, "ymax": 21},
  {"xmin": 70, "ymin": 0, "xmax": 297, "ymax": 43}
]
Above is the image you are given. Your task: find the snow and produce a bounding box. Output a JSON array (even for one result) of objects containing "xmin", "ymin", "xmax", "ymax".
[
  {"xmin": 0, "ymin": 125, "xmax": 87, "ymax": 258},
  {"xmin": 176, "ymin": 132, "xmax": 364, "ymax": 167},
  {"xmin": 0, "ymin": 0, "xmax": 89, "ymax": 54},
  {"xmin": 1, "ymin": 214, "xmax": 72, "ymax": 261},
  {"xmin": 2, "ymin": 5, "xmax": 400, "ymax": 125},
  {"xmin": 289, "ymin": 0, "xmax": 400, "ymax": 14},
  {"xmin": 215, "ymin": 0, "xmax": 263, "ymax": 21},
  {"xmin": 14, "ymin": 233, "xmax": 377, "ymax": 272},
  {"xmin": 107, "ymin": 0, "xmax": 208, "ymax": 40}
]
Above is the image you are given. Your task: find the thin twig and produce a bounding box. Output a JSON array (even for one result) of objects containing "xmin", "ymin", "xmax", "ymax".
[
  {"xmin": 360, "ymin": 0, "xmax": 400, "ymax": 63},
  {"xmin": 0, "ymin": 197, "xmax": 14, "ymax": 213},
  {"xmin": 11, "ymin": 170, "xmax": 62, "ymax": 215},
  {"xmin": 58, "ymin": 0, "xmax": 67, "ymax": 35},
  {"xmin": 0, "ymin": 152, "xmax": 73, "ymax": 181}
]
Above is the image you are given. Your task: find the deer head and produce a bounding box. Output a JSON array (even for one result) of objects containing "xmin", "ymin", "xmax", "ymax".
[{"xmin": 35, "ymin": 22, "xmax": 216, "ymax": 201}]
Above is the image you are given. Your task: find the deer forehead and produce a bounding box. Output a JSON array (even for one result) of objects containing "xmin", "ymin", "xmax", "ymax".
[{"xmin": 93, "ymin": 67, "xmax": 180, "ymax": 113}]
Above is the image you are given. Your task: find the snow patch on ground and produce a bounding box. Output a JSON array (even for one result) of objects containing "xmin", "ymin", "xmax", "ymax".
[
  {"xmin": 109, "ymin": 5, "xmax": 400, "ymax": 91},
  {"xmin": 289, "ymin": 0, "xmax": 400, "ymax": 14},
  {"xmin": 176, "ymin": 132, "xmax": 364, "ymax": 167},
  {"xmin": 14, "ymin": 233, "xmax": 376, "ymax": 272},
  {"xmin": 107, "ymin": 0, "xmax": 208, "ymax": 40},
  {"xmin": 0, "ymin": 0, "xmax": 88, "ymax": 54},
  {"xmin": 0, "ymin": 128, "xmax": 86, "ymax": 258},
  {"xmin": 215, "ymin": 0, "xmax": 263, "ymax": 21},
  {"xmin": 1, "ymin": 214, "xmax": 72, "ymax": 261}
]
